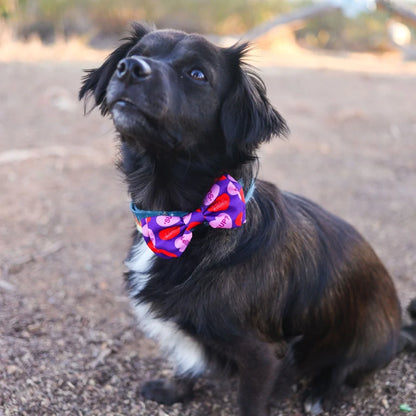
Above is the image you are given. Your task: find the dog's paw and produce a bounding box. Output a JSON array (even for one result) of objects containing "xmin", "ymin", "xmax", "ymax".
[
  {"xmin": 141, "ymin": 379, "xmax": 178, "ymax": 405},
  {"xmin": 304, "ymin": 396, "xmax": 324, "ymax": 415},
  {"xmin": 141, "ymin": 378, "xmax": 193, "ymax": 405}
]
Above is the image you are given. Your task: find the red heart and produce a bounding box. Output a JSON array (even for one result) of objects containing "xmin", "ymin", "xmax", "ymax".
[
  {"xmin": 159, "ymin": 226, "xmax": 181, "ymax": 241},
  {"xmin": 235, "ymin": 212, "xmax": 243, "ymax": 227},
  {"xmin": 147, "ymin": 240, "xmax": 178, "ymax": 258},
  {"xmin": 207, "ymin": 193, "xmax": 230, "ymax": 212},
  {"xmin": 187, "ymin": 221, "xmax": 203, "ymax": 230}
]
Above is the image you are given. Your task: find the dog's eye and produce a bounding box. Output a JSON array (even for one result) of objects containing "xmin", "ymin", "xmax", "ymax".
[{"xmin": 188, "ymin": 68, "xmax": 207, "ymax": 82}]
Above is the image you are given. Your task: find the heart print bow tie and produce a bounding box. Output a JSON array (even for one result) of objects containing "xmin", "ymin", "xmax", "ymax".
[{"xmin": 131, "ymin": 174, "xmax": 247, "ymax": 259}]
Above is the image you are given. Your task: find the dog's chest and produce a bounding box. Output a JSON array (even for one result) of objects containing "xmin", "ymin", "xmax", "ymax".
[{"xmin": 125, "ymin": 241, "xmax": 207, "ymax": 376}]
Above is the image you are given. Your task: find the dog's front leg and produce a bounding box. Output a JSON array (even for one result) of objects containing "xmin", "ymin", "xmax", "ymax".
[{"xmin": 235, "ymin": 338, "xmax": 281, "ymax": 416}]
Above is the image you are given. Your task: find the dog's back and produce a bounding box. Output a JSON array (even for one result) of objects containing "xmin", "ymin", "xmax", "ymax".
[{"xmin": 273, "ymin": 187, "xmax": 402, "ymax": 403}]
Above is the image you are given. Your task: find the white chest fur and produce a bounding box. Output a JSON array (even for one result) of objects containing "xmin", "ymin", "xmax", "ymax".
[{"xmin": 125, "ymin": 241, "xmax": 207, "ymax": 377}]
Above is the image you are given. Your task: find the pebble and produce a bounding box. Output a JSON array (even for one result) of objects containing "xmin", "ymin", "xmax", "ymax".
[{"xmin": 6, "ymin": 365, "xmax": 19, "ymax": 375}]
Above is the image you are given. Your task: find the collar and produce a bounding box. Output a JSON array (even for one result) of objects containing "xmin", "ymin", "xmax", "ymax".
[
  {"xmin": 130, "ymin": 178, "xmax": 256, "ymax": 221},
  {"xmin": 130, "ymin": 176, "xmax": 256, "ymax": 258}
]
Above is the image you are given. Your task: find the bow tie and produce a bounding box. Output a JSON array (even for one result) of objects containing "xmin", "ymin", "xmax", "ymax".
[{"xmin": 131, "ymin": 174, "xmax": 248, "ymax": 259}]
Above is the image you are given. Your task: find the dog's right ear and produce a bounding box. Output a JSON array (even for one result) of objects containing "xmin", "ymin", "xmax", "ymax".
[
  {"xmin": 79, "ymin": 22, "xmax": 152, "ymax": 115},
  {"xmin": 221, "ymin": 43, "xmax": 289, "ymax": 161}
]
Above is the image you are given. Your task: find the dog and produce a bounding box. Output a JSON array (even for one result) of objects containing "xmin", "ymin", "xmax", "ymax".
[{"xmin": 80, "ymin": 23, "xmax": 416, "ymax": 416}]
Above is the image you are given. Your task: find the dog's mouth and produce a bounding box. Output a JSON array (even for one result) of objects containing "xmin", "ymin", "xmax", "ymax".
[
  {"xmin": 111, "ymin": 97, "xmax": 137, "ymax": 110},
  {"xmin": 108, "ymin": 97, "xmax": 180, "ymax": 151},
  {"xmin": 109, "ymin": 97, "xmax": 142, "ymax": 115},
  {"xmin": 109, "ymin": 97, "xmax": 157, "ymax": 133}
]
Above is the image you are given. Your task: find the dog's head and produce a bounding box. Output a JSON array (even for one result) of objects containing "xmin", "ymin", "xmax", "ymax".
[{"xmin": 80, "ymin": 23, "xmax": 288, "ymax": 163}]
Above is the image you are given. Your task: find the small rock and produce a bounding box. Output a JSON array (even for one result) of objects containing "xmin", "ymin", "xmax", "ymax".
[
  {"xmin": 0, "ymin": 279, "xmax": 15, "ymax": 291},
  {"xmin": 6, "ymin": 365, "xmax": 19, "ymax": 375}
]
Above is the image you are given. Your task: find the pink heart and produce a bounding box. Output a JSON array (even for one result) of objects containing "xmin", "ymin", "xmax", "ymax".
[
  {"xmin": 203, "ymin": 183, "xmax": 220, "ymax": 206},
  {"xmin": 174, "ymin": 233, "xmax": 192, "ymax": 252},
  {"xmin": 227, "ymin": 181, "xmax": 239, "ymax": 196},
  {"xmin": 209, "ymin": 213, "xmax": 233, "ymax": 229},
  {"xmin": 156, "ymin": 216, "xmax": 181, "ymax": 227}
]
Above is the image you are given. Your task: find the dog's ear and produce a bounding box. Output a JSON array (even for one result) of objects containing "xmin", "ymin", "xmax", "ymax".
[
  {"xmin": 221, "ymin": 43, "xmax": 289, "ymax": 158},
  {"xmin": 79, "ymin": 22, "xmax": 152, "ymax": 115}
]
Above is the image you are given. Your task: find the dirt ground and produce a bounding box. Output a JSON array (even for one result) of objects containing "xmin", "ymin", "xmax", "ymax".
[{"xmin": 0, "ymin": 40, "xmax": 415, "ymax": 416}]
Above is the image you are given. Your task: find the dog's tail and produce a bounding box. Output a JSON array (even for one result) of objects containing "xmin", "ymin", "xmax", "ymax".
[{"xmin": 398, "ymin": 298, "xmax": 416, "ymax": 352}]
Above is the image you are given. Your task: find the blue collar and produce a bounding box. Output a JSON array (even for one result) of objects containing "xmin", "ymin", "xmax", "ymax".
[{"xmin": 131, "ymin": 179, "xmax": 256, "ymax": 220}]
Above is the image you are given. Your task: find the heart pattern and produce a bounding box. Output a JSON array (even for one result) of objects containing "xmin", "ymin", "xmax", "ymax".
[{"xmin": 132, "ymin": 174, "xmax": 247, "ymax": 259}]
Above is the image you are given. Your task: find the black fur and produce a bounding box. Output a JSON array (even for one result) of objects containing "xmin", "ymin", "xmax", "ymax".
[{"xmin": 80, "ymin": 23, "xmax": 416, "ymax": 416}]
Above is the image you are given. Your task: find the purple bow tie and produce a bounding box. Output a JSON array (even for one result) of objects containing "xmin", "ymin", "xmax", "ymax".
[{"xmin": 131, "ymin": 174, "xmax": 247, "ymax": 259}]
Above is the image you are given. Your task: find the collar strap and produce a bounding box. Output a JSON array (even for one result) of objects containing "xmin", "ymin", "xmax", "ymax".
[
  {"xmin": 131, "ymin": 176, "xmax": 255, "ymax": 259},
  {"xmin": 244, "ymin": 179, "xmax": 256, "ymax": 202},
  {"xmin": 130, "ymin": 205, "xmax": 189, "ymax": 221},
  {"xmin": 131, "ymin": 178, "xmax": 255, "ymax": 221}
]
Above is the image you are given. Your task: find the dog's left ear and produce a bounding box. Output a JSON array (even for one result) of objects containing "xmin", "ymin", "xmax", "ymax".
[
  {"xmin": 221, "ymin": 43, "xmax": 289, "ymax": 157},
  {"xmin": 79, "ymin": 22, "xmax": 152, "ymax": 115}
]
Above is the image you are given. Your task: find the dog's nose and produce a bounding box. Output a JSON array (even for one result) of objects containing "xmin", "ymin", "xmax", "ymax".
[{"xmin": 116, "ymin": 57, "xmax": 152, "ymax": 81}]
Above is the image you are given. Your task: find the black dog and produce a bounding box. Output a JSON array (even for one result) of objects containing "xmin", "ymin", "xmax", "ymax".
[{"xmin": 80, "ymin": 23, "xmax": 416, "ymax": 416}]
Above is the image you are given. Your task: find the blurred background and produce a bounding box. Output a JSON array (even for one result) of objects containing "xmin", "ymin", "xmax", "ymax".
[{"xmin": 1, "ymin": 0, "xmax": 416, "ymax": 54}]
